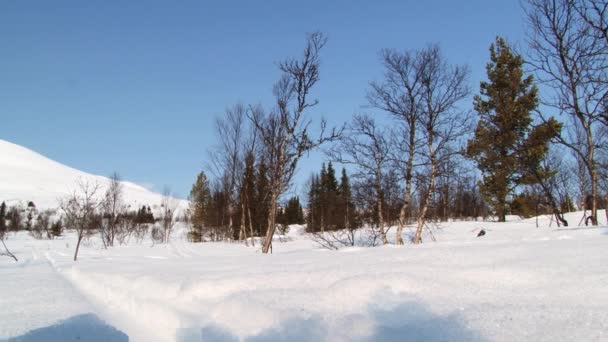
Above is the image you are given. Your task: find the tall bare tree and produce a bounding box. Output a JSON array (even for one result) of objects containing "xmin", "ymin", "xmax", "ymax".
[
  {"xmin": 525, "ymin": 0, "xmax": 608, "ymax": 225},
  {"xmin": 101, "ymin": 172, "xmax": 124, "ymax": 248},
  {"xmin": 368, "ymin": 48, "xmax": 425, "ymax": 245},
  {"xmin": 61, "ymin": 180, "xmax": 101, "ymax": 261},
  {"xmin": 328, "ymin": 114, "xmax": 391, "ymax": 244},
  {"xmin": 0, "ymin": 202, "xmax": 17, "ymax": 262},
  {"xmin": 208, "ymin": 104, "xmax": 248, "ymax": 238},
  {"xmin": 414, "ymin": 45, "xmax": 470, "ymax": 244},
  {"xmin": 249, "ymin": 32, "xmax": 342, "ymax": 254}
]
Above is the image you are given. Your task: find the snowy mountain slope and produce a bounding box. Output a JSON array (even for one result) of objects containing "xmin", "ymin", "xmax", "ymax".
[{"xmin": 0, "ymin": 139, "xmax": 187, "ymax": 210}]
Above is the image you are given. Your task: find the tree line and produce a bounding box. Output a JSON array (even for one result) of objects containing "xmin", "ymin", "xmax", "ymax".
[{"xmin": 188, "ymin": 0, "xmax": 608, "ymax": 251}]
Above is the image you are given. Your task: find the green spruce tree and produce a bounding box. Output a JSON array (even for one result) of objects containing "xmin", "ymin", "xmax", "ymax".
[
  {"xmin": 189, "ymin": 171, "xmax": 211, "ymax": 242},
  {"xmin": 307, "ymin": 174, "xmax": 321, "ymax": 232},
  {"xmin": 466, "ymin": 37, "xmax": 560, "ymax": 222},
  {"xmin": 337, "ymin": 168, "xmax": 357, "ymax": 230}
]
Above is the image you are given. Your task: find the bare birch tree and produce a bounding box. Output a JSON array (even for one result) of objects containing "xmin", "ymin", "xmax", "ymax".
[
  {"xmin": 249, "ymin": 32, "xmax": 342, "ymax": 254},
  {"xmin": 525, "ymin": 0, "xmax": 608, "ymax": 225},
  {"xmin": 368, "ymin": 48, "xmax": 425, "ymax": 245},
  {"xmin": 328, "ymin": 114, "xmax": 391, "ymax": 244},
  {"xmin": 414, "ymin": 45, "xmax": 471, "ymax": 244},
  {"xmin": 61, "ymin": 180, "xmax": 101, "ymax": 261},
  {"xmin": 208, "ymin": 104, "xmax": 247, "ymax": 238},
  {"xmin": 101, "ymin": 172, "xmax": 124, "ymax": 248}
]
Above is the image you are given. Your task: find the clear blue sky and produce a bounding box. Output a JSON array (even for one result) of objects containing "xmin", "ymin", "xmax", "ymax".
[{"xmin": 0, "ymin": 1, "xmax": 526, "ymax": 199}]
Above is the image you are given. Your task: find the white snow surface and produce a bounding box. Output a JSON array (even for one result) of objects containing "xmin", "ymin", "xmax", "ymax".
[
  {"xmin": 0, "ymin": 139, "xmax": 188, "ymax": 210},
  {"xmin": 1, "ymin": 212, "xmax": 607, "ymax": 341}
]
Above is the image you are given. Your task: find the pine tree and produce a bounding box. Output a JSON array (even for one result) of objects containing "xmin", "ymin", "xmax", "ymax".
[
  {"xmin": 307, "ymin": 174, "xmax": 321, "ymax": 232},
  {"xmin": 8, "ymin": 206, "xmax": 22, "ymax": 231},
  {"xmin": 284, "ymin": 196, "xmax": 304, "ymax": 225},
  {"xmin": 189, "ymin": 171, "xmax": 211, "ymax": 242},
  {"xmin": 324, "ymin": 162, "xmax": 339, "ymax": 229},
  {"xmin": 466, "ymin": 37, "xmax": 560, "ymax": 222},
  {"xmin": 337, "ymin": 168, "xmax": 356, "ymax": 230}
]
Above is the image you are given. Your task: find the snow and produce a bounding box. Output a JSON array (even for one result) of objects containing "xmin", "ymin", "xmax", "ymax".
[
  {"xmin": 1, "ymin": 212, "xmax": 607, "ymax": 342},
  {"xmin": 1, "ymin": 140, "xmax": 607, "ymax": 341},
  {"xmin": 0, "ymin": 139, "xmax": 188, "ymax": 211}
]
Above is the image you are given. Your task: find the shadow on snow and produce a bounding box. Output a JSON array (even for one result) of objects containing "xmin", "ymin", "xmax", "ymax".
[
  {"xmin": 177, "ymin": 301, "xmax": 485, "ymax": 342},
  {"xmin": 4, "ymin": 313, "xmax": 128, "ymax": 342}
]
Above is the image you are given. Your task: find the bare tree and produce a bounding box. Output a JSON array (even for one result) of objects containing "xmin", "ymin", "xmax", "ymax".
[
  {"xmin": 311, "ymin": 229, "xmax": 356, "ymax": 250},
  {"xmin": 160, "ymin": 186, "xmax": 178, "ymax": 243},
  {"xmin": 101, "ymin": 172, "xmax": 125, "ymax": 247},
  {"xmin": 368, "ymin": 48, "xmax": 425, "ymax": 245},
  {"xmin": 413, "ymin": 45, "xmax": 471, "ymax": 244},
  {"xmin": 0, "ymin": 209, "xmax": 17, "ymax": 261},
  {"xmin": 525, "ymin": 0, "xmax": 608, "ymax": 225},
  {"xmin": 248, "ymin": 32, "xmax": 342, "ymax": 254},
  {"xmin": 328, "ymin": 114, "xmax": 391, "ymax": 244},
  {"xmin": 61, "ymin": 180, "xmax": 101, "ymax": 261},
  {"xmin": 30, "ymin": 209, "xmax": 56, "ymax": 240},
  {"xmin": 208, "ymin": 104, "xmax": 248, "ymax": 239}
]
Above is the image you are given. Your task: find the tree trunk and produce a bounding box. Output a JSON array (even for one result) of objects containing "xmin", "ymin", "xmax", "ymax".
[
  {"xmin": 247, "ymin": 196, "xmax": 255, "ymax": 246},
  {"xmin": 377, "ymin": 180, "xmax": 388, "ymax": 245},
  {"xmin": 240, "ymin": 200, "xmax": 247, "ymax": 245},
  {"xmin": 74, "ymin": 234, "xmax": 83, "ymax": 261},
  {"xmin": 262, "ymin": 191, "xmax": 277, "ymax": 254},
  {"xmin": 414, "ymin": 144, "xmax": 436, "ymax": 244},
  {"xmin": 589, "ymin": 161, "xmax": 598, "ymax": 226},
  {"xmin": 396, "ymin": 135, "xmax": 415, "ymax": 245},
  {"xmin": 497, "ymin": 197, "xmax": 507, "ymax": 222}
]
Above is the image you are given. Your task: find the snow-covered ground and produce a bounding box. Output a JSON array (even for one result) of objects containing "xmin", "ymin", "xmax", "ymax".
[{"xmin": 1, "ymin": 211, "xmax": 607, "ymax": 342}]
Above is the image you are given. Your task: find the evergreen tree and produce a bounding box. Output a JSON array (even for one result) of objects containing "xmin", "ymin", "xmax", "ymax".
[
  {"xmin": 0, "ymin": 202, "xmax": 6, "ymax": 238},
  {"xmin": 307, "ymin": 174, "xmax": 322, "ymax": 232},
  {"xmin": 50, "ymin": 219, "xmax": 63, "ymax": 238},
  {"xmin": 323, "ymin": 162, "xmax": 339, "ymax": 229},
  {"xmin": 319, "ymin": 164, "xmax": 328, "ymax": 231},
  {"xmin": 189, "ymin": 171, "xmax": 211, "ymax": 242},
  {"xmin": 284, "ymin": 196, "xmax": 304, "ymax": 225},
  {"xmin": 307, "ymin": 165, "xmax": 361, "ymax": 232},
  {"xmin": 276, "ymin": 207, "xmax": 286, "ymax": 226},
  {"xmin": 26, "ymin": 202, "xmax": 36, "ymax": 230},
  {"xmin": 466, "ymin": 37, "xmax": 560, "ymax": 222},
  {"xmin": 337, "ymin": 168, "xmax": 356, "ymax": 230},
  {"xmin": 8, "ymin": 206, "xmax": 22, "ymax": 231}
]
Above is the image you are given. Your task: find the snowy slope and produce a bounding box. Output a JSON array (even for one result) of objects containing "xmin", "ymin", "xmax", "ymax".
[
  {"xmin": 1, "ymin": 213, "xmax": 607, "ymax": 341},
  {"xmin": 0, "ymin": 139, "xmax": 187, "ymax": 210}
]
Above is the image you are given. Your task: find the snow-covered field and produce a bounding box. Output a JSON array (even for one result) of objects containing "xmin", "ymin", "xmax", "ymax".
[{"xmin": 1, "ymin": 212, "xmax": 607, "ymax": 342}]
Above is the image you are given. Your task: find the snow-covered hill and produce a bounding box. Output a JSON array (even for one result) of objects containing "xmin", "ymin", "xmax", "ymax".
[{"xmin": 0, "ymin": 139, "xmax": 187, "ymax": 210}]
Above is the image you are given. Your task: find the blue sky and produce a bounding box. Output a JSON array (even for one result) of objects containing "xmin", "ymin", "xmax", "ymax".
[{"xmin": 0, "ymin": 1, "xmax": 526, "ymax": 198}]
